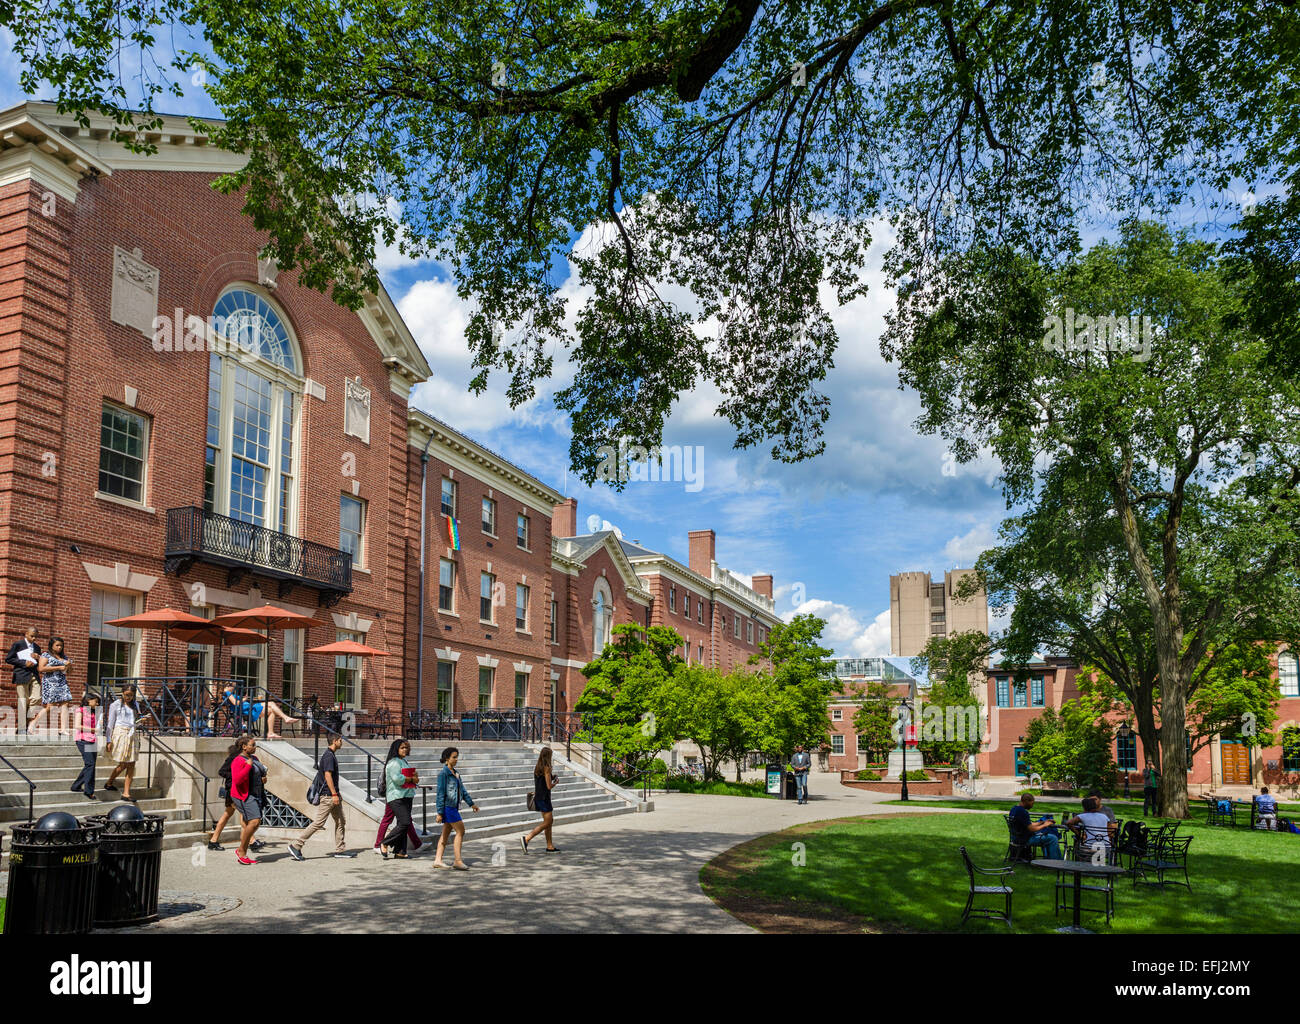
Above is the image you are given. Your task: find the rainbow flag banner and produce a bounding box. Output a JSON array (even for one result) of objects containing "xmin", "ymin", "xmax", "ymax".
[{"xmin": 446, "ymin": 514, "xmax": 460, "ymax": 550}]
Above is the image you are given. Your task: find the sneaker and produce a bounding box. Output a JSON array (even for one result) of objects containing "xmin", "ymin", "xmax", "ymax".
[
  {"xmin": 237, "ymin": 855, "xmax": 257, "ymax": 865},
  {"xmin": 287, "ymin": 845, "xmax": 304, "ymax": 861},
  {"xmin": 207, "ymin": 841, "xmax": 224, "ymax": 851},
  {"xmin": 251, "ymin": 840, "xmax": 266, "ymax": 851},
  {"xmin": 371, "ymin": 846, "xmax": 384, "ymax": 856},
  {"xmin": 328, "ymin": 851, "xmax": 354, "ymax": 859},
  {"xmin": 104, "ymin": 783, "xmax": 117, "ymax": 791},
  {"xmin": 84, "ymin": 793, "xmax": 97, "ymax": 801}
]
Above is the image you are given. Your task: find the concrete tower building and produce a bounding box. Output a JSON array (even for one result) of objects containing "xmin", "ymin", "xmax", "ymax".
[{"xmin": 890, "ymin": 569, "xmax": 988, "ymax": 657}]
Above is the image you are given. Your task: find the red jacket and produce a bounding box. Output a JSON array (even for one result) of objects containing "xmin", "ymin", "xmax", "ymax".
[{"xmin": 231, "ymin": 755, "xmax": 254, "ymax": 800}]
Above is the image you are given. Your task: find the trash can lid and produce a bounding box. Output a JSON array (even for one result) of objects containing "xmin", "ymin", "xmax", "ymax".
[
  {"xmin": 107, "ymin": 803, "xmax": 146, "ymax": 822},
  {"xmin": 34, "ymin": 810, "xmax": 80, "ymax": 831}
]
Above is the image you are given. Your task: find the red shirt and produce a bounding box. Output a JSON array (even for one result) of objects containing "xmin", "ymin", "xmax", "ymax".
[{"xmin": 231, "ymin": 755, "xmax": 254, "ymax": 800}]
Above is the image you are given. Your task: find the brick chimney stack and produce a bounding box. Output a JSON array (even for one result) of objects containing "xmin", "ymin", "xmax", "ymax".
[
  {"xmin": 688, "ymin": 529, "xmax": 716, "ymax": 577},
  {"xmin": 552, "ymin": 498, "xmax": 578, "ymax": 538},
  {"xmin": 751, "ymin": 574, "xmax": 773, "ymax": 599}
]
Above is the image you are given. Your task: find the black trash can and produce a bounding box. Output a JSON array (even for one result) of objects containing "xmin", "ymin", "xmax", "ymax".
[
  {"xmin": 84, "ymin": 806, "xmax": 165, "ymax": 927},
  {"xmin": 4, "ymin": 812, "xmax": 102, "ymax": 935},
  {"xmin": 785, "ymin": 771, "xmax": 800, "ymax": 801},
  {"xmin": 460, "ymin": 713, "xmax": 481, "ymax": 740}
]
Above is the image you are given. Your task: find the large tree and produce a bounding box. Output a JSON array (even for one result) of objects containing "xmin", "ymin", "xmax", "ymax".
[
  {"xmin": 7, "ymin": 2, "xmax": 1298, "ymax": 478},
  {"xmin": 886, "ymin": 220, "xmax": 1300, "ymax": 817}
]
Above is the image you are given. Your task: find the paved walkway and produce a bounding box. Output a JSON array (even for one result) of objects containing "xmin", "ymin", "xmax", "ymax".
[{"xmin": 132, "ymin": 776, "xmax": 965, "ymax": 933}]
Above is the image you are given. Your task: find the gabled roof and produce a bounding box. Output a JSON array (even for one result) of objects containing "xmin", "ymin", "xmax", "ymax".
[{"xmin": 552, "ymin": 531, "xmax": 652, "ymax": 604}]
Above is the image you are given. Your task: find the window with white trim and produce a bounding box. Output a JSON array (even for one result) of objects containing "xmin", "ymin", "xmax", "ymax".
[
  {"xmin": 340, "ymin": 494, "xmax": 365, "ymax": 568},
  {"xmin": 516, "ymin": 584, "xmax": 530, "ymax": 631},
  {"xmin": 89, "ymin": 589, "xmax": 138, "ymax": 690},
  {"xmin": 832, "ymin": 735, "xmax": 845, "ymax": 755},
  {"xmin": 480, "ymin": 572, "xmax": 495, "ymax": 623},
  {"xmin": 439, "ymin": 558, "xmax": 456, "ymax": 612},
  {"xmin": 1280, "ymin": 652, "xmax": 1299, "ymax": 697},
  {"xmin": 482, "ymin": 497, "xmax": 496, "ymax": 535},
  {"xmin": 99, "ymin": 403, "xmax": 148, "ymax": 504},
  {"xmin": 437, "ymin": 661, "xmax": 455, "ymax": 713}
]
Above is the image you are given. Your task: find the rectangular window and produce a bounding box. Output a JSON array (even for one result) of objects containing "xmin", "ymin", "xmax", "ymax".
[
  {"xmin": 279, "ymin": 391, "xmax": 295, "ymax": 534},
  {"xmin": 734, "ymin": 615, "xmax": 741, "ymax": 639},
  {"xmin": 482, "ymin": 497, "xmax": 496, "ymax": 535},
  {"xmin": 441, "ymin": 477, "xmax": 457, "ymax": 518},
  {"xmin": 832, "ymin": 735, "xmax": 845, "ymax": 755},
  {"xmin": 1013, "ymin": 681, "xmax": 1028, "ymax": 708},
  {"xmin": 99, "ymin": 403, "xmax": 148, "ymax": 503},
  {"xmin": 340, "ymin": 495, "xmax": 365, "ymax": 568},
  {"xmin": 478, "ymin": 666, "xmax": 494, "ymax": 709},
  {"xmin": 438, "ymin": 558, "xmax": 456, "ymax": 612},
  {"xmin": 697, "ymin": 643, "xmax": 704, "ymax": 663},
  {"xmin": 514, "ymin": 671, "xmax": 528, "ymax": 709},
  {"xmin": 996, "ymin": 677, "xmax": 1010, "ymax": 707},
  {"xmin": 549, "ymin": 599, "xmax": 558, "ymax": 643},
  {"xmin": 1280, "ymin": 653, "xmax": 1299, "ymax": 697},
  {"xmin": 746, "ymin": 620, "xmax": 754, "ymax": 644},
  {"xmin": 205, "ymin": 353, "xmax": 222, "ymax": 514},
  {"xmin": 88, "ymin": 589, "xmax": 138, "ymax": 690},
  {"xmin": 517, "ymin": 513, "xmax": 529, "ymax": 549},
  {"xmin": 1030, "ymin": 676, "xmax": 1045, "ymax": 706},
  {"xmin": 1283, "ymin": 731, "xmax": 1300, "ymax": 772},
  {"xmin": 437, "ymin": 661, "xmax": 454, "ymax": 714},
  {"xmin": 516, "ymin": 584, "xmax": 530, "ymax": 631},
  {"xmin": 281, "ymin": 628, "xmax": 302, "ymax": 702},
  {"xmin": 669, "ymin": 586, "xmax": 676, "ymax": 612},
  {"xmin": 832, "ymin": 708, "xmax": 843, "ymax": 721},
  {"xmin": 480, "ymin": 572, "xmax": 495, "ymax": 622},
  {"xmin": 698, "ymin": 601, "xmax": 703, "ymax": 624},
  {"xmin": 1116, "ymin": 733, "xmax": 1137, "ymax": 770},
  {"xmin": 334, "ymin": 629, "xmax": 364, "ymax": 707}
]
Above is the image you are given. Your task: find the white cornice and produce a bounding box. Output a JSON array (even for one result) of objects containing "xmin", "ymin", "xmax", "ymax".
[
  {"xmin": 628, "ymin": 554, "xmax": 779, "ymax": 624},
  {"xmin": 408, "ymin": 409, "xmax": 563, "ymax": 515},
  {"xmin": 0, "ymin": 108, "xmax": 114, "ymax": 203}
]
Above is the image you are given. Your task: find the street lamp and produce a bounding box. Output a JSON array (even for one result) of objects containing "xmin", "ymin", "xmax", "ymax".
[
  {"xmin": 1117, "ymin": 721, "xmax": 1133, "ymax": 799},
  {"xmin": 898, "ymin": 697, "xmax": 914, "ymax": 802}
]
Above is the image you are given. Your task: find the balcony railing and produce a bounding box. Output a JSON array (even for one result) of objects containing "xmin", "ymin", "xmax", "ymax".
[{"xmin": 165, "ymin": 506, "xmax": 352, "ymax": 604}]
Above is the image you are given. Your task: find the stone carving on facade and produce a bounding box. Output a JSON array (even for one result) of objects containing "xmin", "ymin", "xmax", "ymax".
[
  {"xmin": 344, "ymin": 376, "xmax": 371, "ymax": 444},
  {"xmin": 110, "ymin": 246, "xmax": 159, "ymax": 337}
]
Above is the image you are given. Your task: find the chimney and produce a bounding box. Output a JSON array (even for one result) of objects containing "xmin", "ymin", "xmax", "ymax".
[
  {"xmin": 752, "ymin": 574, "xmax": 773, "ymax": 599},
  {"xmin": 688, "ymin": 529, "xmax": 715, "ymax": 577},
  {"xmin": 552, "ymin": 498, "xmax": 578, "ymax": 538}
]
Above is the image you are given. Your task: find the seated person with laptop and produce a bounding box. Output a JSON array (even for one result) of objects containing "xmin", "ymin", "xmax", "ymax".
[{"xmin": 1009, "ymin": 793, "xmax": 1061, "ymax": 860}]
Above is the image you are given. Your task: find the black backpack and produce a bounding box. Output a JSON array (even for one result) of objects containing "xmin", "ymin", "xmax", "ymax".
[{"xmin": 217, "ymin": 753, "xmax": 235, "ymax": 797}]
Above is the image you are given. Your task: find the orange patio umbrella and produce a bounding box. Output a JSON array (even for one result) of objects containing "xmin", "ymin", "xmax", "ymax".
[
  {"xmin": 105, "ymin": 607, "xmax": 213, "ymax": 676},
  {"xmin": 304, "ymin": 639, "xmax": 390, "ymax": 657},
  {"xmin": 210, "ymin": 604, "xmax": 326, "ymax": 632}
]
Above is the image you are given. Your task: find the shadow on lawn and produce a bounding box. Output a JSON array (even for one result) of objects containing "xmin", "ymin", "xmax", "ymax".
[{"xmin": 704, "ymin": 813, "xmax": 1300, "ymax": 934}]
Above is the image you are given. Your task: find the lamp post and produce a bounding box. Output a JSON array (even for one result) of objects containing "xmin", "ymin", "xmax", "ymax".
[
  {"xmin": 1117, "ymin": 721, "xmax": 1133, "ymax": 799},
  {"xmin": 898, "ymin": 697, "xmax": 913, "ymax": 802}
]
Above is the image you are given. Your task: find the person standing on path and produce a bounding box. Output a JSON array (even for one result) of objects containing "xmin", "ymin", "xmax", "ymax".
[
  {"xmin": 5, "ymin": 626, "xmax": 41, "ymax": 736},
  {"xmin": 521, "ymin": 745, "xmax": 560, "ymax": 853},
  {"xmin": 433, "ymin": 746, "xmax": 478, "ymax": 870},
  {"xmin": 208, "ymin": 738, "xmax": 243, "ymax": 850},
  {"xmin": 379, "ymin": 738, "xmax": 419, "ymax": 859},
  {"xmin": 289, "ymin": 734, "xmax": 351, "ymax": 859},
  {"xmin": 30, "ymin": 636, "xmax": 73, "ymax": 738},
  {"xmin": 1142, "ymin": 760, "xmax": 1161, "ymax": 817},
  {"xmin": 70, "ymin": 690, "xmax": 100, "ymax": 799},
  {"xmin": 230, "ymin": 735, "xmax": 266, "ymax": 864},
  {"xmin": 791, "ymin": 744, "xmax": 812, "ymax": 805},
  {"xmin": 103, "ymin": 685, "xmax": 141, "ymax": 801}
]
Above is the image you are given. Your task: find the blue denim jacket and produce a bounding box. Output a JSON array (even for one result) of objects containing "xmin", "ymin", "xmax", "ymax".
[{"xmin": 435, "ymin": 765, "xmax": 474, "ymax": 814}]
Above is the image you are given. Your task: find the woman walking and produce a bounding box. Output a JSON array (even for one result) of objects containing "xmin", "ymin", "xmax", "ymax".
[
  {"xmin": 433, "ymin": 746, "xmax": 479, "ymax": 870},
  {"xmin": 379, "ymin": 738, "xmax": 419, "ymax": 859},
  {"xmin": 29, "ymin": 637, "xmax": 73, "ymax": 738},
  {"xmin": 521, "ymin": 746, "xmax": 561, "ymax": 853},
  {"xmin": 104, "ymin": 684, "xmax": 141, "ymax": 801},
  {"xmin": 371, "ymin": 801, "xmax": 422, "ymax": 855},
  {"xmin": 69, "ymin": 690, "xmax": 100, "ymax": 800},
  {"xmin": 229, "ymin": 735, "xmax": 266, "ymax": 865}
]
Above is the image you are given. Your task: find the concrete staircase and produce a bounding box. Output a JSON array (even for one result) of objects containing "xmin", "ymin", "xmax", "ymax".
[
  {"xmin": 0, "ymin": 739, "xmax": 210, "ymax": 852},
  {"xmin": 294, "ymin": 741, "xmax": 645, "ymax": 843}
]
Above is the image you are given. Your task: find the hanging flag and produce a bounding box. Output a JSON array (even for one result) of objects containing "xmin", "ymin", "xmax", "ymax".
[{"xmin": 446, "ymin": 514, "xmax": 460, "ymax": 550}]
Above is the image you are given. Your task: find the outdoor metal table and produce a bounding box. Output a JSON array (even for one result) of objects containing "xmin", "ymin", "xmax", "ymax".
[{"xmin": 1028, "ymin": 858, "xmax": 1127, "ymax": 934}]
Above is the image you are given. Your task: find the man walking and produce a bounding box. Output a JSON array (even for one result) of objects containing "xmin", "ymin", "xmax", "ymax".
[
  {"xmin": 288, "ymin": 734, "xmax": 351, "ymax": 859},
  {"xmin": 5, "ymin": 627, "xmax": 41, "ymax": 736},
  {"xmin": 1142, "ymin": 759, "xmax": 1161, "ymax": 817},
  {"xmin": 791, "ymin": 744, "xmax": 812, "ymax": 805}
]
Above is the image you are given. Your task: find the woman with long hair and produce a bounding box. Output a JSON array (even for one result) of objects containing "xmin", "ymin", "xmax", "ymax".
[
  {"xmin": 378, "ymin": 737, "xmax": 419, "ymax": 859},
  {"xmin": 208, "ymin": 733, "xmax": 250, "ymax": 851},
  {"xmin": 229, "ymin": 734, "xmax": 266, "ymax": 865},
  {"xmin": 30, "ymin": 636, "xmax": 73, "ymax": 738},
  {"xmin": 521, "ymin": 746, "xmax": 560, "ymax": 853},
  {"xmin": 433, "ymin": 746, "xmax": 479, "ymax": 870},
  {"xmin": 104, "ymin": 684, "xmax": 140, "ymax": 801},
  {"xmin": 69, "ymin": 690, "xmax": 100, "ymax": 799}
]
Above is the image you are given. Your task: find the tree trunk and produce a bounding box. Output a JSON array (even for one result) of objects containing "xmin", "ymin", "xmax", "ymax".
[{"xmin": 1153, "ymin": 642, "xmax": 1191, "ymax": 818}]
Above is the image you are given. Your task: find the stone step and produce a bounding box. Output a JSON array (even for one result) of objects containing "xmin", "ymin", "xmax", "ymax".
[
  {"xmin": 0, "ymin": 795, "xmax": 180, "ymax": 823},
  {"xmin": 0, "ymin": 755, "xmax": 103, "ymax": 771}
]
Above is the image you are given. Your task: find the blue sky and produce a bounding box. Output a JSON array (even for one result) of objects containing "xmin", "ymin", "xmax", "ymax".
[{"xmin": 3, "ymin": 30, "xmax": 1255, "ymax": 659}]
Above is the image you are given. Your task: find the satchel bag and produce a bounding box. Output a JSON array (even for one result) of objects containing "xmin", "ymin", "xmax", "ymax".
[{"xmin": 526, "ymin": 792, "xmax": 536, "ymax": 811}]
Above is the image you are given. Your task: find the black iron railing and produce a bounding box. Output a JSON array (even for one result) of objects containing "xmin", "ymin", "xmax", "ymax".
[
  {"xmin": 164, "ymin": 505, "xmax": 352, "ymax": 599},
  {"xmin": 143, "ymin": 731, "xmax": 212, "ymax": 831},
  {"xmin": 0, "ymin": 752, "xmax": 36, "ymax": 823},
  {"xmin": 100, "ymin": 676, "xmax": 249, "ymax": 737}
]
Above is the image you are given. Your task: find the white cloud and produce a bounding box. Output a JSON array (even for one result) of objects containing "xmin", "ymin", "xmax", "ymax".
[
  {"xmin": 942, "ymin": 523, "xmax": 997, "ymax": 567},
  {"xmin": 785, "ymin": 600, "xmax": 892, "ymax": 658}
]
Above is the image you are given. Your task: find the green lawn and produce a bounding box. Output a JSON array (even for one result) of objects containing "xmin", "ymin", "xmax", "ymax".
[
  {"xmin": 700, "ymin": 812, "xmax": 1300, "ymax": 933},
  {"xmin": 880, "ymin": 797, "xmax": 1300, "ymax": 816}
]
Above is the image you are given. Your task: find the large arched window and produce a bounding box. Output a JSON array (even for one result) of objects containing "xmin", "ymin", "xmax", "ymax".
[
  {"xmin": 592, "ymin": 578, "xmax": 614, "ymax": 658},
  {"xmin": 204, "ymin": 287, "xmax": 302, "ymax": 533}
]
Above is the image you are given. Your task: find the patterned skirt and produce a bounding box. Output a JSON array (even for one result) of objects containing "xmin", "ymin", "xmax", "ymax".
[{"xmin": 41, "ymin": 672, "xmax": 73, "ymax": 704}]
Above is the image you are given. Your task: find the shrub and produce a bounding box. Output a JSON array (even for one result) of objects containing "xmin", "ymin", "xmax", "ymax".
[
  {"xmin": 902, "ymin": 770, "xmax": 929, "ymax": 781},
  {"xmin": 855, "ymin": 769, "xmax": 882, "ymax": 781}
]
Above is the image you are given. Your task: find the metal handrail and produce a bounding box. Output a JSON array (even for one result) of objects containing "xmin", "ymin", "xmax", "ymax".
[
  {"xmin": 144, "ymin": 731, "xmax": 211, "ymax": 831},
  {"xmin": 0, "ymin": 752, "xmax": 36, "ymax": 823},
  {"xmin": 100, "ymin": 676, "xmax": 244, "ymax": 736},
  {"xmin": 272, "ymin": 694, "xmax": 387, "ymax": 803}
]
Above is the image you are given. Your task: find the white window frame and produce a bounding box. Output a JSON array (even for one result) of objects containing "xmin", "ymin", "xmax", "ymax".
[
  {"xmin": 482, "ymin": 497, "xmax": 497, "ymax": 536},
  {"xmin": 340, "ymin": 493, "xmax": 366, "ymax": 569},
  {"xmin": 97, "ymin": 401, "xmax": 150, "ymax": 507},
  {"xmin": 516, "ymin": 583, "xmax": 530, "ymax": 632}
]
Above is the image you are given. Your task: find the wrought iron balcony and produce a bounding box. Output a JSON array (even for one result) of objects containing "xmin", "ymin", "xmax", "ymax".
[{"xmin": 164, "ymin": 506, "xmax": 352, "ymax": 605}]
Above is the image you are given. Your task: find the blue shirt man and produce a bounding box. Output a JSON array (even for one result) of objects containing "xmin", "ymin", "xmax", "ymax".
[
  {"xmin": 1009, "ymin": 794, "xmax": 1060, "ymax": 859},
  {"xmin": 791, "ymin": 745, "xmax": 812, "ymax": 805}
]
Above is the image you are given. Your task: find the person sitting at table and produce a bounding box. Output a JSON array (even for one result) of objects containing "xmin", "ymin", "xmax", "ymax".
[
  {"xmin": 1066, "ymin": 796, "xmax": 1117, "ymax": 857},
  {"xmin": 1085, "ymin": 790, "xmax": 1116, "ymax": 822},
  {"xmin": 218, "ymin": 684, "xmax": 300, "ymax": 739},
  {"xmin": 1255, "ymin": 786, "xmax": 1279, "ymax": 831},
  {"xmin": 1010, "ymin": 794, "xmax": 1060, "ymax": 859}
]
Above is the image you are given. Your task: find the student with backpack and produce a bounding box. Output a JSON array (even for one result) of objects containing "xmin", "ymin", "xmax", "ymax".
[
  {"xmin": 378, "ymin": 738, "xmax": 419, "ymax": 859},
  {"xmin": 289, "ymin": 734, "xmax": 351, "ymax": 859},
  {"xmin": 433, "ymin": 746, "xmax": 479, "ymax": 870}
]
